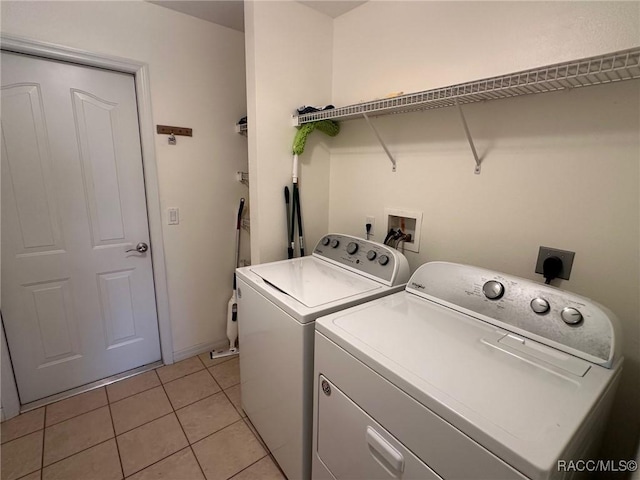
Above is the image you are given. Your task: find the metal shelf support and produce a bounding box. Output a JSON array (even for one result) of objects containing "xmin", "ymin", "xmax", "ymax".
[
  {"xmin": 455, "ymin": 99, "xmax": 482, "ymax": 174},
  {"xmin": 362, "ymin": 113, "xmax": 397, "ymax": 172}
]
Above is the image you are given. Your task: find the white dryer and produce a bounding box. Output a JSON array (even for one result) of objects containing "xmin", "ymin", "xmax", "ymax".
[
  {"xmin": 313, "ymin": 262, "xmax": 623, "ymax": 480},
  {"xmin": 236, "ymin": 234, "xmax": 410, "ymax": 480}
]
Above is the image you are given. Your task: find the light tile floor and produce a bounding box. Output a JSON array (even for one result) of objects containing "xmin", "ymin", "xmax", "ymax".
[{"xmin": 0, "ymin": 354, "xmax": 286, "ymax": 480}]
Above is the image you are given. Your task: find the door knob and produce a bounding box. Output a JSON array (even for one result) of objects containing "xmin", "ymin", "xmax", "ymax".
[{"xmin": 126, "ymin": 242, "xmax": 149, "ymax": 253}]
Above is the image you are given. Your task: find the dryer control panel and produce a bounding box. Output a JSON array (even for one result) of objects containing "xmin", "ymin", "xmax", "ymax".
[
  {"xmin": 406, "ymin": 262, "xmax": 620, "ymax": 368},
  {"xmin": 313, "ymin": 234, "xmax": 410, "ymax": 287}
]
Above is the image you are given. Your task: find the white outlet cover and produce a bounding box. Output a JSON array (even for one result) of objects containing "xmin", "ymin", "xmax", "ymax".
[{"xmin": 385, "ymin": 208, "xmax": 422, "ymax": 253}]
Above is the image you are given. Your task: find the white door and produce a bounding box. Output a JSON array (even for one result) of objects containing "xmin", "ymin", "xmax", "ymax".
[{"xmin": 1, "ymin": 51, "xmax": 162, "ymax": 404}]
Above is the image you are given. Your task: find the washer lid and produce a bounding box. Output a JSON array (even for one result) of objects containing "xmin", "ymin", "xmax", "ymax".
[{"xmin": 250, "ymin": 257, "xmax": 383, "ymax": 308}]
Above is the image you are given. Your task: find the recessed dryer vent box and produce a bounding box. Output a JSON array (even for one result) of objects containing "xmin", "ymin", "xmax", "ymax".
[{"xmin": 385, "ymin": 208, "xmax": 423, "ymax": 253}]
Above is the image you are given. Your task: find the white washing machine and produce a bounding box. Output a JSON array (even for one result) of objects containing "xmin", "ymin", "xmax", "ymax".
[
  {"xmin": 236, "ymin": 233, "xmax": 410, "ymax": 480},
  {"xmin": 313, "ymin": 262, "xmax": 623, "ymax": 480}
]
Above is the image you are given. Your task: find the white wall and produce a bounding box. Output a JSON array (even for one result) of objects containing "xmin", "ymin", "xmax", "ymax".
[
  {"xmin": 1, "ymin": 0, "xmax": 248, "ymax": 358},
  {"xmin": 245, "ymin": 0, "xmax": 333, "ymax": 264},
  {"xmin": 329, "ymin": 1, "xmax": 639, "ymax": 463}
]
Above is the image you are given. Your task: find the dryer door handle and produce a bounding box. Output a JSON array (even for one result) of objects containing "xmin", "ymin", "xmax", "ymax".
[{"xmin": 366, "ymin": 426, "xmax": 405, "ymax": 476}]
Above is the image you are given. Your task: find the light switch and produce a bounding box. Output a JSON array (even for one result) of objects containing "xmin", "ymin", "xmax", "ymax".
[{"xmin": 168, "ymin": 208, "xmax": 179, "ymax": 225}]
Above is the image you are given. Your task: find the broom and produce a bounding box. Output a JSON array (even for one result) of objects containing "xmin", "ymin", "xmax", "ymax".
[{"xmin": 289, "ymin": 120, "xmax": 340, "ymax": 256}]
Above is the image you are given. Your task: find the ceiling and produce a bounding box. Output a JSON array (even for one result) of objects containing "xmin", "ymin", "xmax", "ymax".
[{"xmin": 147, "ymin": 1, "xmax": 367, "ymax": 32}]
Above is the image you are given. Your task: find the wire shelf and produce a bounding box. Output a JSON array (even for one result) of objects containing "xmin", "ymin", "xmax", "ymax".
[{"xmin": 293, "ymin": 47, "xmax": 640, "ymax": 125}]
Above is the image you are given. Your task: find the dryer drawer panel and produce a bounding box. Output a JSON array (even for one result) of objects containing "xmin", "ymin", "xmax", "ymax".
[
  {"xmin": 314, "ymin": 332, "xmax": 526, "ymax": 480},
  {"xmin": 317, "ymin": 374, "xmax": 441, "ymax": 480}
]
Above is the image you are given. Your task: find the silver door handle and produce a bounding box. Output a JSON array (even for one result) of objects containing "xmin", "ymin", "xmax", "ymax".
[{"xmin": 126, "ymin": 242, "xmax": 148, "ymax": 253}]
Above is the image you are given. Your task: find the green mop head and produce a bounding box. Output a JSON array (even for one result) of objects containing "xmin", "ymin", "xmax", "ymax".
[{"xmin": 292, "ymin": 120, "xmax": 340, "ymax": 155}]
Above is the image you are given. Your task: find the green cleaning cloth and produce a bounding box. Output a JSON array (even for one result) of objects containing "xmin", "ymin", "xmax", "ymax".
[{"xmin": 292, "ymin": 120, "xmax": 340, "ymax": 155}]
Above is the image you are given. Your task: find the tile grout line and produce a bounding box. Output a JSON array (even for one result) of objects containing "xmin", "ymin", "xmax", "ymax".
[
  {"xmin": 268, "ymin": 452, "xmax": 288, "ymax": 479},
  {"xmin": 43, "ymin": 388, "xmax": 108, "ymax": 429},
  {"xmin": 202, "ymin": 364, "xmax": 224, "ymax": 390},
  {"xmin": 107, "ymin": 401, "xmax": 125, "ymax": 479},
  {"xmin": 41, "ymin": 403, "xmax": 47, "ymax": 475},
  {"xmin": 220, "ymin": 385, "xmax": 244, "ymax": 420},
  {"xmin": 121, "ymin": 445, "xmax": 194, "ymax": 480},
  {"xmin": 0, "ymin": 423, "xmax": 44, "ymax": 447},
  {"xmin": 204, "ymin": 358, "xmax": 239, "ymax": 393},
  {"xmin": 156, "ymin": 354, "xmax": 206, "ymax": 385},
  {"xmin": 40, "ymin": 407, "xmax": 114, "ymax": 469},
  {"xmin": 38, "ymin": 437, "xmax": 116, "ymax": 472},
  {"xmin": 107, "ymin": 374, "xmax": 162, "ymax": 405},
  {"xmin": 188, "ymin": 444, "xmax": 208, "ymax": 480},
  {"xmin": 14, "ymin": 468, "xmax": 42, "ymax": 480},
  {"xmin": 107, "ymin": 384, "xmax": 227, "ymax": 439},
  {"xmin": 242, "ymin": 417, "xmax": 272, "ymax": 456},
  {"xmin": 159, "ymin": 374, "xmax": 209, "ymax": 480},
  {"xmin": 226, "ymin": 453, "xmax": 270, "ymax": 480},
  {"xmin": 114, "ymin": 411, "xmax": 177, "ymax": 478}
]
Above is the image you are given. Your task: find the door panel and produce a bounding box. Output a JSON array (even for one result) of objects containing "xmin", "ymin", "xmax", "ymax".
[
  {"xmin": 1, "ymin": 51, "xmax": 161, "ymax": 403},
  {"xmin": 2, "ymin": 84, "xmax": 64, "ymax": 253},
  {"xmin": 24, "ymin": 278, "xmax": 81, "ymax": 365},
  {"xmin": 72, "ymin": 89, "xmax": 127, "ymax": 244}
]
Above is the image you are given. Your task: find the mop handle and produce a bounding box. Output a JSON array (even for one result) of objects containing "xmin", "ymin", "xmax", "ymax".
[
  {"xmin": 292, "ymin": 154, "xmax": 299, "ymax": 183},
  {"xmin": 285, "ymin": 187, "xmax": 293, "ymax": 259},
  {"xmin": 293, "ymin": 185, "xmax": 304, "ymax": 257},
  {"xmin": 233, "ymin": 198, "xmax": 245, "ymax": 288}
]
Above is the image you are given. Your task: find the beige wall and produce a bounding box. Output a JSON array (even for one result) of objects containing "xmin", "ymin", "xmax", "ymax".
[
  {"xmin": 245, "ymin": 0, "xmax": 333, "ymax": 264},
  {"xmin": 1, "ymin": 0, "xmax": 249, "ymax": 358},
  {"xmin": 329, "ymin": 0, "xmax": 639, "ymax": 463}
]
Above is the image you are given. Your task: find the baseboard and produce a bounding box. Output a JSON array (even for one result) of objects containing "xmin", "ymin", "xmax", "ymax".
[{"xmin": 172, "ymin": 339, "xmax": 229, "ymax": 363}]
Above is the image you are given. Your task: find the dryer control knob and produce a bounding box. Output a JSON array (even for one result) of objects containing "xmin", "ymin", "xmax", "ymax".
[
  {"xmin": 321, "ymin": 237, "xmax": 330, "ymax": 246},
  {"xmin": 366, "ymin": 250, "xmax": 377, "ymax": 261},
  {"xmin": 347, "ymin": 242, "xmax": 359, "ymax": 255},
  {"xmin": 378, "ymin": 254, "xmax": 389, "ymax": 266},
  {"xmin": 330, "ymin": 239, "xmax": 340, "ymax": 248},
  {"xmin": 482, "ymin": 280, "xmax": 504, "ymax": 300},
  {"xmin": 530, "ymin": 298, "xmax": 550, "ymax": 314},
  {"xmin": 561, "ymin": 307, "xmax": 583, "ymax": 325}
]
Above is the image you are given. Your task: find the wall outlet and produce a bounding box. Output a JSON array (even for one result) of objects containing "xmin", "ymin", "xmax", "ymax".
[
  {"xmin": 535, "ymin": 246, "xmax": 575, "ymax": 280},
  {"xmin": 385, "ymin": 208, "xmax": 423, "ymax": 253}
]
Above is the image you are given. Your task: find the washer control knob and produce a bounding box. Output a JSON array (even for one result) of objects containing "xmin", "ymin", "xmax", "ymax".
[
  {"xmin": 321, "ymin": 237, "xmax": 330, "ymax": 246},
  {"xmin": 482, "ymin": 280, "xmax": 504, "ymax": 300},
  {"xmin": 366, "ymin": 250, "xmax": 377, "ymax": 261},
  {"xmin": 530, "ymin": 298, "xmax": 550, "ymax": 314},
  {"xmin": 561, "ymin": 307, "xmax": 583, "ymax": 325},
  {"xmin": 330, "ymin": 239, "xmax": 340, "ymax": 248},
  {"xmin": 347, "ymin": 242, "xmax": 359, "ymax": 255},
  {"xmin": 378, "ymin": 254, "xmax": 389, "ymax": 266}
]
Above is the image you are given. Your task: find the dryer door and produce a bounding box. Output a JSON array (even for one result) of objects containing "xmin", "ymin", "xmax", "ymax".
[{"xmin": 315, "ymin": 375, "xmax": 442, "ymax": 480}]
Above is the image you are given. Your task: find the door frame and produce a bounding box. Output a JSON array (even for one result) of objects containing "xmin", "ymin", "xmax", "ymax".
[{"xmin": 0, "ymin": 34, "xmax": 174, "ymax": 417}]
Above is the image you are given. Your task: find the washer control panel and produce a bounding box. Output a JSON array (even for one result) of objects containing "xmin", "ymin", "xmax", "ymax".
[
  {"xmin": 314, "ymin": 234, "xmax": 410, "ymax": 286},
  {"xmin": 407, "ymin": 262, "xmax": 619, "ymax": 368}
]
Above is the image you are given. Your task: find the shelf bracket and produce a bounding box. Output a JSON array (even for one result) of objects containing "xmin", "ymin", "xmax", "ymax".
[
  {"xmin": 362, "ymin": 113, "xmax": 396, "ymax": 172},
  {"xmin": 455, "ymin": 99, "xmax": 482, "ymax": 174}
]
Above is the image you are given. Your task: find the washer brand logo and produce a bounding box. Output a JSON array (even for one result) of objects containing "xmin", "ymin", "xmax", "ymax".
[{"xmin": 411, "ymin": 282, "xmax": 426, "ymax": 290}]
